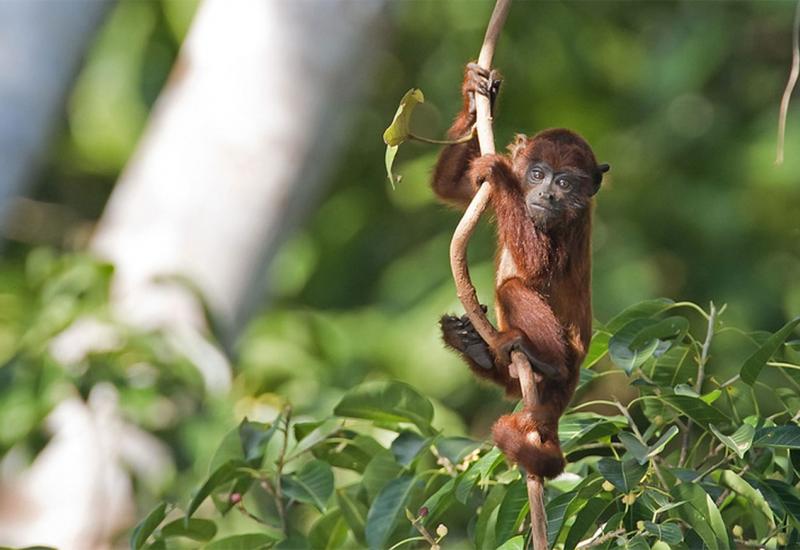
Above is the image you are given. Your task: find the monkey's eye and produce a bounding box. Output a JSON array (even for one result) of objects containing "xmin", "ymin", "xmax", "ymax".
[
  {"xmin": 529, "ymin": 168, "xmax": 545, "ymax": 182},
  {"xmin": 556, "ymin": 177, "xmax": 572, "ymax": 190}
]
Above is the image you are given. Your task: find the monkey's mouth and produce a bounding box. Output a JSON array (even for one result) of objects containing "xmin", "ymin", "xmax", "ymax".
[{"xmin": 526, "ymin": 203, "xmax": 555, "ymax": 217}]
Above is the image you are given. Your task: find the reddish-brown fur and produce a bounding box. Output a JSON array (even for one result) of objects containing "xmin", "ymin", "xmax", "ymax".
[{"xmin": 434, "ymin": 64, "xmax": 607, "ymax": 479}]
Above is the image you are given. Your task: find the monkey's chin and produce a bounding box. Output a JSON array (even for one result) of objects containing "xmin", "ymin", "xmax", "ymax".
[{"xmin": 526, "ymin": 204, "xmax": 559, "ymax": 230}]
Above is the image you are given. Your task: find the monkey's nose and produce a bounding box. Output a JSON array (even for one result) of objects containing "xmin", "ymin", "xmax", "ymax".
[{"xmin": 538, "ymin": 190, "xmax": 555, "ymax": 201}]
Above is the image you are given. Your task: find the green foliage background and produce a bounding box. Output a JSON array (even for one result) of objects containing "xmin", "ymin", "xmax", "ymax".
[{"xmin": 1, "ymin": 0, "xmax": 799, "ymax": 548}]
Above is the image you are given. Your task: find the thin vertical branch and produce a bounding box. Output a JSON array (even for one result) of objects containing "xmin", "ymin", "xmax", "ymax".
[
  {"xmin": 776, "ymin": 0, "xmax": 800, "ymax": 165},
  {"xmin": 447, "ymin": 1, "xmax": 548, "ymax": 548}
]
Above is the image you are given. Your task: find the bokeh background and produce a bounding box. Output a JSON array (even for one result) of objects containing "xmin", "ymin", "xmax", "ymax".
[{"xmin": 0, "ymin": 0, "xmax": 798, "ymax": 546}]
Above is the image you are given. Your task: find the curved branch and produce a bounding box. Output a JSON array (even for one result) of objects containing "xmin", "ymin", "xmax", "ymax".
[
  {"xmin": 446, "ymin": 1, "xmax": 549, "ymax": 547},
  {"xmin": 776, "ymin": 0, "xmax": 800, "ymax": 165}
]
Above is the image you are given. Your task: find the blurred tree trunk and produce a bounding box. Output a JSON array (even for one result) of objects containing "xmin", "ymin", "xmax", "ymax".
[
  {"xmin": 0, "ymin": 0, "xmax": 112, "ymax": 229},
  {"xmin": 91, "ymin": 0, "xmax": 385, "ymax": 371}
]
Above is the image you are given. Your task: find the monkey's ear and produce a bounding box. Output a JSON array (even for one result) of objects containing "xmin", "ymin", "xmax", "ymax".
[
  {"xmin": 591, "ymin": 163, "xmax": 610, "ymax": 196},
  {"xmin": 507, "ymin": 134, "xmax": 529, "ymax": 159}
]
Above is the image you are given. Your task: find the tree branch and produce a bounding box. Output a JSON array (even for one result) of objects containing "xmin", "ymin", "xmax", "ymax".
[
  {"xmin": 447, "ymin": 1, "xmax": 548, "ymax": 547},
  {"xmin": 776, "ymin": 0, "xmax": 800, "ymax": 165}
]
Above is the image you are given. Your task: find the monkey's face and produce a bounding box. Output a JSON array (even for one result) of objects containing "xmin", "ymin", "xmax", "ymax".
[
  {"xmin": 522, "ymin": 162, "xmax": 594, "ymax": 228},
  {"xmin": 510, "ymin": 129, "xmax": 609, "ymax": 230}
]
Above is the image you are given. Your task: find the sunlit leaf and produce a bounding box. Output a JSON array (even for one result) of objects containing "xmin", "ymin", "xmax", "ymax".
[
  {"xmin": 583, "ymin": 330, "xmax": 611, "ymax": 368},
  {"xmin": 334, "ymin": 380, "xmax": 434, "ymax": 435},
  {"xmin": 718, "ymin": 470, "xmax": 774, "ymax": 527},
  {"xmin": 647, "ymin": 425, "xmax": 680, "ymax": 459},
  {"xmin": 610, "ymin": 316, "xmax": 688, "ymax": 373},
  {"xmin": 419, "ymin": 477, "xmax": 455, "ymax": 526},
  {"xmin": 362, "ymin": 450, "xmax": 405, "ymax": 500},
  {"xmin": 290, "ymin": 419, "xmax": 339, "ymax": 459},
  {"xmin": 740, "ymin": 317, "xmax": 800, "ymax": 385},
  {"xmin": 385, "ymin": 144, "xmax": 400, "ymax": 188},
  {"xmin": 496, "ymin": 535, "xmax": 525, "ymax": 550},
  {"xmin": 308, "ymin": 508, "xmax": 349, "ymax": 550},
  {"xmin": 160, "ymin": 518, "xmax": 217, "ymax": 541},
  {"xmin": 618, "ymin": 432, "xmax": 648, "ymax": 464},
  {"xmin": 671, "ymin": 484, "xmax": 730, "ymax": 550},
  {"xmin": 382, "ymin": 88, "xmax": 425, "ymax": 146},
  {"xmin": 559, "ymin": 413, "xmax": 627, "ymax": 452},
  {"xmin": 710, "ymin": 424, "xmax": 755, "ymax": 458},
  {"xmin": 455, "ymin": 447, "xmax": 503, "ymax": 503}
]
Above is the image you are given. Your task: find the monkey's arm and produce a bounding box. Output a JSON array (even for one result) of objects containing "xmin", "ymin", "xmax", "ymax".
[{"xmin": 431, "ymin": 64, "xmax": 500, "ymax": 207}]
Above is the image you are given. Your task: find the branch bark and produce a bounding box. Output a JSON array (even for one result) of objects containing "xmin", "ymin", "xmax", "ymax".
[
  {"xmin": 776, "ymin": 0, "xmax": 800, "ymax": 165},
  {"xmin": 447, "ymin": 1, "xmax": 548, "ymax": 547}
]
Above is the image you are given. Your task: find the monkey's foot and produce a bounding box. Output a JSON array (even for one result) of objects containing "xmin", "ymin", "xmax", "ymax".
[
  {"xmin": 440, "ymin": 309, "xmax": 494, "ymax": 370},
  {"xmin": 466, "ymin": 63, "xmax": 502, "ymax": 114},
  {"xmin": 499, "ymin": 335, "xmax": 565, "ymax": 381}
]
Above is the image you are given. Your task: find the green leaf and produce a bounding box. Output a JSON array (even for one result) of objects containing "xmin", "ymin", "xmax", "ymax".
[
  {"xmin": 160, "ymin": 518, "xmax": 216, "ymax": 541},
  {"xmin": 475, "ymin": 484, "xmax": 506, "ymax": 549},
  {"xmin": 362, "ymin": 450, "xmax": 404, "ymax": 500},
  {"xmin": 710, "ymin": 424, "xmax": 755, "ymax": 458},
  {"xmin": 308, "ymin": 508, "xmax": 349, "ymax": 550},
  {"xmin": 281, "ymin": 460, "xmax": 334, "ymax": 512},
  {"xmin": 436, "ymin": 436, "xmax": 481, "ymax": 464},
  {"xmin": 647, "ymin": 425, "xmax": 680, "ymax": 459},
  {"xmin": 661, "ymin": 394, "xmax": 729, "ymax": 427},
  {"xmin": 334, "ymin": 380, "xmax": 434, "ymax": 435},
  {"xmin": 390, "ymin": 431, "xmax": 429, "ymax": 466},
  {"xmin": 496, "ymin": 535, "xmax": 525, "ymax": 550},
  {"xmin": 583, "ymin": 330, "xmax": 611, "ymax": 368},
  {"xmin": 740, "ymin": 317, "xmax": 800, "ymax": 385},
  {"xmin": 606, "ymin": 298, "xmax": 675, "ymax": 332},
  {"xmin": 239, "ymin": 419, "xmax": 278, "ymax": 466},
  {"xmin": 643, "ymin": 521, "xmax": 683, "ymax": 544},
  {"xmin": 455, "ymin": 447, "xmax": 503, "ymax": 503},
  {"xmin": 313, "ymin": 432, "xmax": 383, "ymax": 472},
  {"xmin": 596, "ymin": 458, "xmax": 647, "ymax": 492},
  {"xmin": 130, "ymin": 502, "xmax": 167, "ymax": 550},
  {"xmin": 609, "ymin": 319, "xmax": 662, "ymax": 373},
  {"xmin": 365, "ymin": 475, "xmax": 419, "ymax": 550},
  {"xmin": 385, "ymin": 145, "xmax": 400, "ymax": 187},
  {"xmin": 649, "ymin": 345, "xmax": 694, "ymax": 388},
  {"xmin": 382, "ymin": 88, "xmax": 424, "ymax": 146},
  {"xmin": 718, "ymin": 470, "xmax": 774, "ymax": 526},
  {"xmin": 186, "ymin": 460, "xmax": 245, "ymax": 519},
  {"xmin": 205, "ymin": 533, "xmax": 280, "ymax": 550},
  {"xmin": 494, "ymin": 478, "xmax": 529, "ymax": 545},
  {"xmin": 753, "ymin": 425, "xmax": 800, "ymax": 449},
  {"xmin": 546, "ymin": 490, "xmax": 578, "ymax": 547},
  {"xmin": 563, "ymin": 496, "xmax": 613, "ymax": 550},
  {"xmin": 419, "ymin": 477, "xmax": 456, "ymax": 526},
  {"xmin": 763, "ymin": 479, "xmax": 800, "ymax": 522},
  {"xmin": 559, "ymin": 413, "xmax": 627, "ymax": 452},
  {"xmin": 289, "ymin": 418, "xmax": 339, "ymax": 459},
  {"xmin": 336, "ymin": 487, "xmax": 368, "ymax": 545},
  {"xmin": 618, "ymin": 432, "xmax": 649, "ymax": 464},
  {"xmin": 671, "ymin": 484, "xmax": 730, "ymax": 550},
  {"xmin": 610, "ymin": 316, "xmax": 688, "ymax": 373}
]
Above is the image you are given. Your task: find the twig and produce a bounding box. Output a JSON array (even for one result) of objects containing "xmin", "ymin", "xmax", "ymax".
[
  {"xmin": 447, "ymin": 0, "xmax": 548, "ymax": 548},
  {"xmin": 679, "ymin": 302, "xmax": 717, "ymax": 467},
  {"xmin": 576, "ymin": 527, "xmax": 626, "ymax": 549},
  {"xmin": 613, "ymin": 399, "xmax": 668, "ymax": 489},
  {"xmin": 776, "ymin": 0, "xmax": 800, "ymax": 165},
  {"xmin": 273, "ymin": 405, "xmax": 292, "ymax": 535}
]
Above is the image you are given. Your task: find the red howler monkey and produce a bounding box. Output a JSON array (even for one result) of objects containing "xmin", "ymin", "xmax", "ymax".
[{"xmin": 434, "ymin": 63, "xmax": 609, "ymax": 479}]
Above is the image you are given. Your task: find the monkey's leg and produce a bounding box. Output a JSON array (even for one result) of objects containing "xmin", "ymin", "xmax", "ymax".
[{"xmin": 495, "ymin": 278, "xmax": 570, "ymax": 382}]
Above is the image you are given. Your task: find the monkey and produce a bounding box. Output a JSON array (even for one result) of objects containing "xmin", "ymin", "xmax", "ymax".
[{"xmin": 433, "ymin": 63, "xmax": 610, "ymax": 479}]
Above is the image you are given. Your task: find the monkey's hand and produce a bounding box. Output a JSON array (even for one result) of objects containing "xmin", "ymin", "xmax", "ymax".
[
  {"xmin": 468, "ymin": 154, "xmax": 512, "ymax": 188},
  {"xmin": 464, "ymin": 62, "xmax": 502, "ymax": 116},
  {"xmin": 497, "ymin": 331, "xmax": 567, "ymax": 382},
  {"xmin": 440, "ymin": 307, "xmax": 494, "ymax": 371}
]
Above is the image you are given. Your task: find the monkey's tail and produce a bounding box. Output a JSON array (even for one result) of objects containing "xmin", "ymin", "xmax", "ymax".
[{"xmin": 492, "ymin": 411, "xmax": 565, "ymax": 479}]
